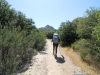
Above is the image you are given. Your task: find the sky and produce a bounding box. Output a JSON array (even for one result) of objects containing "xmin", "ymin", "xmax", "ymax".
[{"xmin": 6, "ymin": 0, "xmax": 100, "ymax": 29}]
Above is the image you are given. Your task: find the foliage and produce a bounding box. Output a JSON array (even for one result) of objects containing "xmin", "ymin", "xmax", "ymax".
[
  {"xmin": 76, "ymin": 8, "xmax": 99, "ymax": 39},
  {"xmin": 59, "ymin": 7, "xmax": 100, "ymax": 68},
  {"xmin": 34, "ymin": 32, "xmax": 46, "ymax": 51},
  {"xmin": 0, "ymin": 28, "xmax": 35, "ymax": 75},
  {"xmin": 0, "ymin": 0, "xmax": 46, "ymax": 75},
  {"xmin": 72, "ymin": 39, "xmax": 91, "ymax": 59},
  {"xmin": 58, "ymin": 21, "xmax": 78, "ymax": 46},
  {"xmin": 71, "ymin": 8, "xmax": 100, "ymax": 68},
  {"xmin": 44, "ymin": 30, "xmax": 56, "ymax": 39},
  {"xmin": 39, "ymin": 25, "xmax": 56, "ymax": 39}
]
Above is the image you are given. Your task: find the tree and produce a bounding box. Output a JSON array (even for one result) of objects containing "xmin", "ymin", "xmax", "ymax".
[
  {"xmin": 0, "ymin": 0, "xmax": 46, "ymax": 75},
  {"xmin": 59, "ymin": 21, "xmax": 77, "ymax": 46},
  {"xmin": 76, "ymin": 7, "xmax": 99, "ymax": 39}
]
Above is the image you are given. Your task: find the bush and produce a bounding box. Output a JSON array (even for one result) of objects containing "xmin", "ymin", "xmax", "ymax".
[
  {"xmin": 72, "ymin": 38, "xmax": 100, "ymax": 68},
  {"xmin": 34, "ymin": 32, "xmax": 46, "ymax": 51},
  {"xmin": 0, "ymin": 28, "xmax": 35, "ymax": 74},
  {"xmin": 0, "ymin": 0, "xmax": 46, "ymax": 74},
  {"xmin": 59, "ymin": 21, "xmax": 78, "ymax": 46},
  {"xmin": 0, "ymin": 27, "xmax": 46, "ymax": 75},
  {"xmin": 43, "ymin": 30, "xmax": 56, "ymax": 39},
  {"xmin": 91, "ymin": 25, "xmax": 100, "ymax": 62},
  {"xmin": 72, "ymin": 39, "xmax": 91, "ymax": 59}
]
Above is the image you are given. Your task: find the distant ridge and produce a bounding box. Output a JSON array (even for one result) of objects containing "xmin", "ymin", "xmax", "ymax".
[{"xmin": 39, "ymin": 25, "xmax": 55, "ymax": 31}]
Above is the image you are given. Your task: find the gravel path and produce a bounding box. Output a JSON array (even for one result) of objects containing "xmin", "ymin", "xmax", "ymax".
[{"xmin": 19, "ymin": 39, "xmax": 86, "ymax": 75}]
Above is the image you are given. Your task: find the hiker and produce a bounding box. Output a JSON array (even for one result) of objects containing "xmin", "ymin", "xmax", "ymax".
[{"xmin": 52, "ymin": 33, "xmax": 60, "ymax": 56}]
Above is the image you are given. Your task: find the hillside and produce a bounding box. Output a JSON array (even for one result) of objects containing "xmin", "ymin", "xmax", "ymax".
[{"xmin": 39, "ymin": 25, "xmax": 55, "ymax": 31}]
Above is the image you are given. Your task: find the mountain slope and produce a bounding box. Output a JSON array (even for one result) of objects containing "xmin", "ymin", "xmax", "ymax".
[{"xmin": 39, "ymin": 25, "xmax": 55, "ymax": 31}]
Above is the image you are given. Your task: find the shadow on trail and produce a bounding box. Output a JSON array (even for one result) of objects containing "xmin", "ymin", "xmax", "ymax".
[
  {"xmin": 39, "ymin": 51, "xmax": 48, "ymax": 55},
  {"xmin": 54, "ymin": 55, "xmax": 65, "ymax": 63},
  {"xmin": 39, "ymin": 47, "xmax": 48, "ymax": 55}
]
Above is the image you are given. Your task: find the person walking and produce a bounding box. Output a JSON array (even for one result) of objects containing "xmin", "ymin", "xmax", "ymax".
[{"xmin": 52, "ymin": 33, "xmax": 60, "ymax": 56}]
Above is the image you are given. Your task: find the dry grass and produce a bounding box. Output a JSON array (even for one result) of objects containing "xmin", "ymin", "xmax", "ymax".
[{"xmin": 61, "ymin": 47, "xmax": 100, "ymax": 75}]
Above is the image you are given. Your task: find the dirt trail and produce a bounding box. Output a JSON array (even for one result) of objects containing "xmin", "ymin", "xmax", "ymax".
[{"xmin": 19, "ymin": 39, "xmax": 87, "ymax": 75}]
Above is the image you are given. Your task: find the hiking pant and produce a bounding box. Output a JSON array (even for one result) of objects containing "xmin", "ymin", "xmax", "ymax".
[{"xmin": 53, "ymin": 43, "xmax": 58, "ymax": 54}]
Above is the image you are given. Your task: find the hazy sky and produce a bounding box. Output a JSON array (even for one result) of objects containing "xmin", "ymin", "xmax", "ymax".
[{"xmin": 6, "ymin": 0, "xmax": 100, "ymax": 29}]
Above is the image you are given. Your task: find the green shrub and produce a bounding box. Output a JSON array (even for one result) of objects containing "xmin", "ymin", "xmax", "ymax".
[
  {"xmin": 0, "ymin": 27, "xmax": 46, "ymax": 75},
  {"xmin": 59, "ymin": 21, "xmax": 78, "ymax": 46},
  {"xmin": 0, "ymin": 0, "xmax": 46, "ymax": 74},
  {"xmin": 91, "ymin": 25, "xmax": 100, "ymax": 62},
  {"xmin": 43, "ymin": 30, "xmax": 56, "ymax": 39},
  {"xmin": 34, "ymin": 32, "xmax": 46, "ymax": 51},
  {"xmin": 0, "ymin": 0, "xmax": 46, "ymax": 75},
  {"xmin": 72, "ymin": 39, "xmax": 90, "ymax": 60}
]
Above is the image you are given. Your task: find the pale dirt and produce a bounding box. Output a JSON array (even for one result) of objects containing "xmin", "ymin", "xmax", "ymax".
[{"xmin": 18, "ymin": 39, "xmax": 87, "ymax": 75}]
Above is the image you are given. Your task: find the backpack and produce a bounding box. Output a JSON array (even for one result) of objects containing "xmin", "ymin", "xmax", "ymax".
[{"xmin": 53, "ymin": 35, "xmax": 59, "ymax": 44}]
